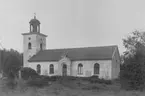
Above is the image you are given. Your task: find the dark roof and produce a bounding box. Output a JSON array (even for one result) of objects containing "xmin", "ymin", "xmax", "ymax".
[
  {"xmin": 29, "ymin": 18, "xmax": 40, "ymax": 24},
  {"xmin": 22, "ymin": 32, "xmax": 47, "ymax": 37},
  {"xmin": 28, "ymin": 45, "xmax": 118, "ymax": 62}
]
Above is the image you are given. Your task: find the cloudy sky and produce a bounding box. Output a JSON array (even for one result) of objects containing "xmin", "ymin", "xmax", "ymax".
[{"xmin": 0, "ymin": 0, "xmax": 145, "ymax": 54}]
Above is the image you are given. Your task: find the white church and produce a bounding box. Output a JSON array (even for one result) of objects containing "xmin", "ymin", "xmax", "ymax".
[{"xmin": 22, "ymin": 16, "xmax": 120, "ymax": 80}]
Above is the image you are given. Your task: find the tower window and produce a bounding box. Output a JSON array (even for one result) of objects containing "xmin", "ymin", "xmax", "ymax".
[
  {"xmin": 40, "ymin": 43, "xmax": 43, "ymax": 50},
  {"xmin": 28, "ymin": 42, "xmax": 32, "ymax": 49}
]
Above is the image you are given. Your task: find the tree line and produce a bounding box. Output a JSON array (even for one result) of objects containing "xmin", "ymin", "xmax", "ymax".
[{"xmin": 0, "ymin": 49, "xmax": 23, "ymax": 78}]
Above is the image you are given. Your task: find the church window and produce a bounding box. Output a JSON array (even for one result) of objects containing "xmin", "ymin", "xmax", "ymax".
[
  {"xmin": 28, "ymin": 37, "xmax": 31, "ymax": 40},
  {"xmin": 36, "ymin": 64, "xmax": 41, "ymax": 74},
  {"xmin": 40, "ymin": 43, "xmax": 43, "ymax": 50},
  {"xmin": 49, "ymin": 64, "xmax": 54, "ymax": 74},
  {"xmin": 94, "ymin": 63, "xmax": 99, "ymax": 74},
  {"xmin": 28, "ymin": 42, "xmax": 32, "ymax": 49},
  {"xmin": 78, "ymin": 63, "xmax": 83, "ymax": 75}
]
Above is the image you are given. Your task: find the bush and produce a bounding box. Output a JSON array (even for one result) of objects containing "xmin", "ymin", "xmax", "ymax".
[
  {"xmin": 60, "ymin": 76, "xmax": 78, "ymax": 81},
  {"xmin": 26, "ymin": 75, "xmax": 62, "ymax": 88},
  {"xmin": 26, "ymin": 77, "xmax": 49, "ymax": 88},
  {"xmin": 89, "ymin": 76, "xmax": 112, "ymax": 84},
  {"xmin": 49, "ymin": 75, "xmax": 62, "ymax": 81},
  {"xmin": 21, "ymin": 67, "xmax": 39, "ymax": 80}
]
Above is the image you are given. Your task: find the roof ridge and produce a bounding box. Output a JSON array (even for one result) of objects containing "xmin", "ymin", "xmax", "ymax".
[{"xmin": 45, "ymin": 45, "xmax": 118, "ymax": 51}]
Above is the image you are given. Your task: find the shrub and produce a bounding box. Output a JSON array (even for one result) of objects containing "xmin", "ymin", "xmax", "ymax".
[
  {"xmin": 89, "ymin": 76, "xmax": 112, "ymax": 84},
  {"xmin": 49, "ymin": 75, "xmax": 61, "ymax": 81},
  {"xmin": 26, "ymin": 77, "xmax": 49, "ymax": 88},
  {"xmin": 21, "ymin": 67, "xmax": 39, "ymax": 80},
  {"xmin": 26, "ymin": 75, "xmax": 62, "ymax": 88},
  {"xmin": 60, "ymin": 76, "xmax": 78, "ymax": 81}
]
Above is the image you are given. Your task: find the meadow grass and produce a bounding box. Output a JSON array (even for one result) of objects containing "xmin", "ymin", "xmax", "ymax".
[{"xmin": 0, "ymin": 77, "xmax": 144, "ymax": 96}]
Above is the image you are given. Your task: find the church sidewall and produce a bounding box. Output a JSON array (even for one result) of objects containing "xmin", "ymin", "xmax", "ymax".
[
  {"xmin": 28, "ymin": 60, "xmax": 112, "ymax": 80},
  {"xmin": 71, "ymin": 60, "xmax": 112, "ymax": 79},
  {"xmin": 28, "ymin": 61, "xmax": 59, "ymax": 76}
]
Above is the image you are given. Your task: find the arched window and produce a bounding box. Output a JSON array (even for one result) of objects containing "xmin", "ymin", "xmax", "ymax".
[
  {"xmin": 40, "ymin": 43, "xmax": 43, "ymax": 50},
  {"xmin": 49, "ymin": 64, "xmax": 54, "ymax": 74},
  {"xmin": 78, "ymin": 63, "xmax": 83, "ymax": 75},
  {"xmin": 94, "ymin": 63, "xmax": 99, "ymax": 74},
  {"xmin": 36, "ymin": 64, "xmax": 41, "ymax": 74},
  {"xmin": 28, "ymin": 42, "xmax": 32, "ymax": 49}
]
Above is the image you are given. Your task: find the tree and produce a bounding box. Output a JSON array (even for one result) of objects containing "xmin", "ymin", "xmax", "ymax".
[
  {"xmin": 123, "ymin": 30, "xmax": 145, "ymax": 57},
  {"xmin": 3, "ymin": 54, "xmax": 21, "ymax": 78},
  {"xmin": 121, "ymin": 30, "xmax": 145, "ymax": 90},
  {"xmin": 0, "ymin": 49, "xmax": 23, "ymax": 78}
]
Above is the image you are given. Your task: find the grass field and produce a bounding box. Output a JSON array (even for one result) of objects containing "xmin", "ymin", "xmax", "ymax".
[{"xmin": 0, "ymin": 78, "xmax": 144, "ymax": 96}]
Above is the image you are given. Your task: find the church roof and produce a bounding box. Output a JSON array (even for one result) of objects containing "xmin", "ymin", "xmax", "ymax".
[
  {"xmin": 28, "ymin": 45, "xmax": 118, "ymax": 62},
  {"xmin": 29, "ymin": 16, "xmax": 40, "ymax": 24}
]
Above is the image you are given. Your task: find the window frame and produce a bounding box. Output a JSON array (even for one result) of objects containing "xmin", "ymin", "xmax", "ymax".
[
  {"xmin": 28, "ymin": 42, "xmax": 32, "ymax": 49},
  {"xmin": 94, "ymin": 63, "xmax": 100, "ymax": 75},
  {"xmin": 49, "ymin": 64, "xmax": 54, "ymax": 74},
  {"xmin": 36, "ymin": 64, "xmax": 41, "ymax": 75},
  {"xmin": 40, "ymin": 43, "xmax": 43, "ymax": 50},
  {"xmin": 78, "ymin": 63, "xmax": 83, "ymax": 75}
]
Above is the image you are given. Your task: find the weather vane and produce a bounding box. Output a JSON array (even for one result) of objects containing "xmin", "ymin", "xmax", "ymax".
[{"xmin": 34, "ymin": 13, "xmax": 36, "ymax": 19}]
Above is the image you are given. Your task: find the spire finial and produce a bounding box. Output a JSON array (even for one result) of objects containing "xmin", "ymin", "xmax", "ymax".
[{"xmin": 34, "ymin": 13, "xmax": 36, "ymax": 19}]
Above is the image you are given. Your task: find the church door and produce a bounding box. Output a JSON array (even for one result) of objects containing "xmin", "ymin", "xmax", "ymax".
[{"xmin": 62, "ymin": 64, "xmax": 67, "ymax": 76}]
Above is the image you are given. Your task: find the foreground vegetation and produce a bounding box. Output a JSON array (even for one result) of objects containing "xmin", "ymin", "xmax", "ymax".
[{"xmin": 0, "ymin": 75, "xmax": 145, "ymax": 96}]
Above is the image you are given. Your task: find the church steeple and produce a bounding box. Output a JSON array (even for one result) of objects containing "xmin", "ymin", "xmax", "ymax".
[{"xmin": 29, "ymin": 13, "xmax": 40, "ymax": 33}]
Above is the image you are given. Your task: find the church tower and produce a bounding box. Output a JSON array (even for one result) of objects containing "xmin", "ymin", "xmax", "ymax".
[{"xmin": 22, "ymin": 15, "xmax": 47, "ymax": 67}]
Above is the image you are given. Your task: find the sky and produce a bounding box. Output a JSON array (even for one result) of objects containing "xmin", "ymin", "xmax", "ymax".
[{"xmin": 0, "ymin": 0, "xmax": 145, "ymax": 54}]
